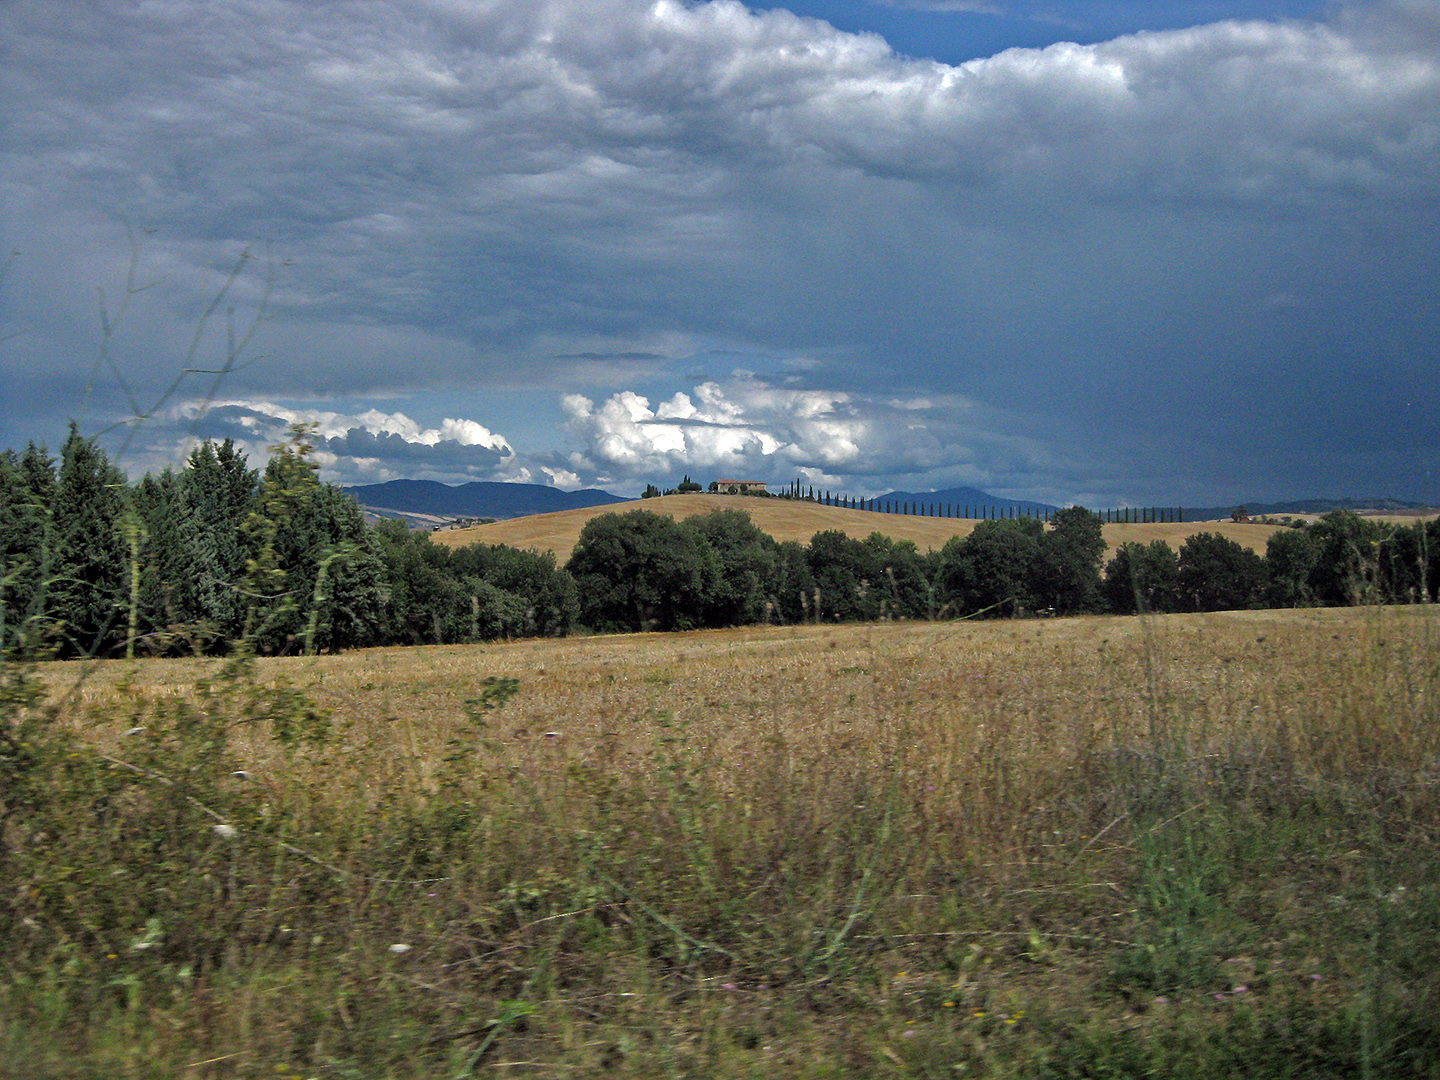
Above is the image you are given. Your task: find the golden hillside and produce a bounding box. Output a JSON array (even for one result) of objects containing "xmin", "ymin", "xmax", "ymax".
[{"xmin": 429, "ymin": 492, "xmax": 1290, "ymax": 562}]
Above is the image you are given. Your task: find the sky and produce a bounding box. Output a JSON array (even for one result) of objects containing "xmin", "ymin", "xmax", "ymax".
[{"xmin": 2, "ymin": 0, "xmax": 1437, "ymax": 506}]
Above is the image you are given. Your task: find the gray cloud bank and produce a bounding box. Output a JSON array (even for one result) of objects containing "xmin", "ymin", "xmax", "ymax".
[{"xmin": 2, "ymin": 0, "xmax": 1436, "ymax": 504}]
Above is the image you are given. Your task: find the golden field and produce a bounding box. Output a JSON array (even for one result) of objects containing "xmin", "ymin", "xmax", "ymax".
[
  {"xmin": 14, "ymin": 603, "xmax": 1440, "ymax": 1077},
  {"xmin": 41, "ymin": 604, "xmax": 1439, "ymax": 845},
  {"xmin": 429, "ymin": 492, "xmax": 1297, "ymax": 561}
]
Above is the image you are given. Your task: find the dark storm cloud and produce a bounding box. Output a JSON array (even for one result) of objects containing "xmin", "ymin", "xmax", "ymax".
[
  {"xmin": 319, "ymin": 427, "xmax": 512, "ymax": 473},
  {"xmin": 2, "ymin": 0, "xmax": 1436, "ymax": 502}
]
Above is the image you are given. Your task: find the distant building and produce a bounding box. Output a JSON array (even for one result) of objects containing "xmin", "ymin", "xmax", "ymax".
[{"xmin": 709, "ymin": 479, "xmax": 769, "ymax": 495}]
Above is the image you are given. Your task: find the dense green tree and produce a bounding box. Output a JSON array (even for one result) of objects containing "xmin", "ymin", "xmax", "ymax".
[
  {"xmin": 239, "ymin": 430, "xmax": 385, "ymax": 654},
  {"xmin": 180, "ymin": 439, "xmax": 259, "ymax": 641},
  {"xmin": 566, "ymin": 510, "xmax": 718, "ymax": 632},
  {"xmin": 129, "ymin": 468, "xmax": 195, "ymax": 652},
  {"xmin": 0, "ymin": 451, "xmax": 20, "ymax": 645},
  {"xmin": 771, "ymin": 540, "xmax": 815, "ymax": 624},
  {"xmin": 1264, "ymin": 528, "xmax": 1321, "ymax": 609},
  {"xmin": 375, "ymin": 524, "xmax": 576, "ymax": 644},
  {"xmin": 448, "ymin": 542, "xmax": 578, "ymax": 637},
  {"xmin": 1037, "ymin": 506, "xmax": 1106, "ymax": 615},
  {"xmin": 373, "ymin": 519, "xmax": 454, "ymax": 644},
  {"xmin": 0, "ymin": 447, "xmax": 54, "ymax": 650},
  {"xmin": 683, "ymin": 509, "xmax": 778, "ymax": 626},
  {"xmin": 1375, "ymin": 520, "xmax": 1435, "ymax": 604},
  {"xmin": 1177, "ymin": 532, "xmax": 1266, "ymax": 612},
  {"xmin": 48, "ymin": 427, "xmax": 128, "ymax": 656},
  {"xmin": 806, "ymin": 530, "xmax": 881, "ymax": 622},
  {"xmin": 861, "ymin": 532, "xmax": 935, "ymax": 619},
  {"xmin": 298, "ymin": 485, "xmax": 388, "ymax": 653},
  {"xmin": 1104, "ymin": 540, "xmax": 1179, "ymax": 614},
  {"xmin": 1306, "ymin": 510, "xmax": 1392, "ymax": 606},
  {"xmin": 937, "ymin": 517, "xmax": 1043, "ymax": 618}
]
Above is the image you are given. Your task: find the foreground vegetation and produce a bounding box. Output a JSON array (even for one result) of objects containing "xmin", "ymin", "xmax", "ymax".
[{"xmin": 4, "ymin": 605, "xmax": 1439, "ymax": 1077}]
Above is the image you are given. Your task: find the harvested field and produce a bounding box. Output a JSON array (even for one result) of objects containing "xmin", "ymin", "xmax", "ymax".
[
  {"xmin": 430, "ymin": 492, "xmax": 1294, "ymax": 560},
  {"xmin": 13, "ymin": 604, "xmax": 1440, "ymax": 1076}
]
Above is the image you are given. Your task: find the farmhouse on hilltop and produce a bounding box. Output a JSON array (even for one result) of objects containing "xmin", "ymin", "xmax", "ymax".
[{"xmin": 709, "ymin": 479, "xmax": 769, "ymax": 495}]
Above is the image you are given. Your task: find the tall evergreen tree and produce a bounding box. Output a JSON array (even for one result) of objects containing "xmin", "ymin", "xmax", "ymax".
[
  {"xmin": 0, "ymin": 444, "xmax": 57, "ymax": 651},
  {"xmin": 181, "ymin": 438, "xmax": 259, "ymax": 642},
  {"xmin": 239, "ymin": 428, "xmax": 386, "ymax": 654},
  {"xmin": 129, "ymin": 469, "xmax": 185, "ymax": 652},
  {"xmin": 49, "ymin": 426, "xmax": 128, "ymax": 656}
]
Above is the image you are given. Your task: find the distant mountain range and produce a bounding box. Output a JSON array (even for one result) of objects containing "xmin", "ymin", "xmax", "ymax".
[
  {"xmin": 876, "ymin": 490, "xmax": 1433, "ymax": 521},
  {"xmin": 343, "ymin": 479, "xmax": 627, "ymax": 527},
  {"xmin": 344, "ymin": 478, "xmax": 1433, "ymax": 530}
]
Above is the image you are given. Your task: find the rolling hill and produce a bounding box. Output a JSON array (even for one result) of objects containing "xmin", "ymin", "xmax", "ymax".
[{"xmin": 427, "ymin": 492, "xmax": 1297, "ymax": 563}]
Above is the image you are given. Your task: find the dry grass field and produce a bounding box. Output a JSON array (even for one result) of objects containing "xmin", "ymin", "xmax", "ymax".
[
  {"xmin": 431, "ymin": 493, "xmax": 1293, "ymax": 561},
  {"xmin": 12, "ymin": 603, "xmax": 1440, "ymax": 1076}
]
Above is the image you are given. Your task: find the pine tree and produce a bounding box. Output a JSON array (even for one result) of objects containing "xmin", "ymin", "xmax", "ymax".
[
  {"xmin": 49, "ymin": 426, "xmax": 128, "ymax": 656},
  {"xmin": 181, "ymin": 438, "xmax": 259, "ymax": 643},
  {"xmin": 0, "ymin": 444, "xmax": 57, "ymax": 651}
]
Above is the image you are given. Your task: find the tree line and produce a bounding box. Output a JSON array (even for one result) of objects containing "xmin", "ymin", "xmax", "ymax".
[
  {"xmin": 0, "ymin": 427, "xmax": 571, "ymax": 658},
  {"xmin": 3, "ymin": 429, "xmax": 1436, "ymax": 657}
]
